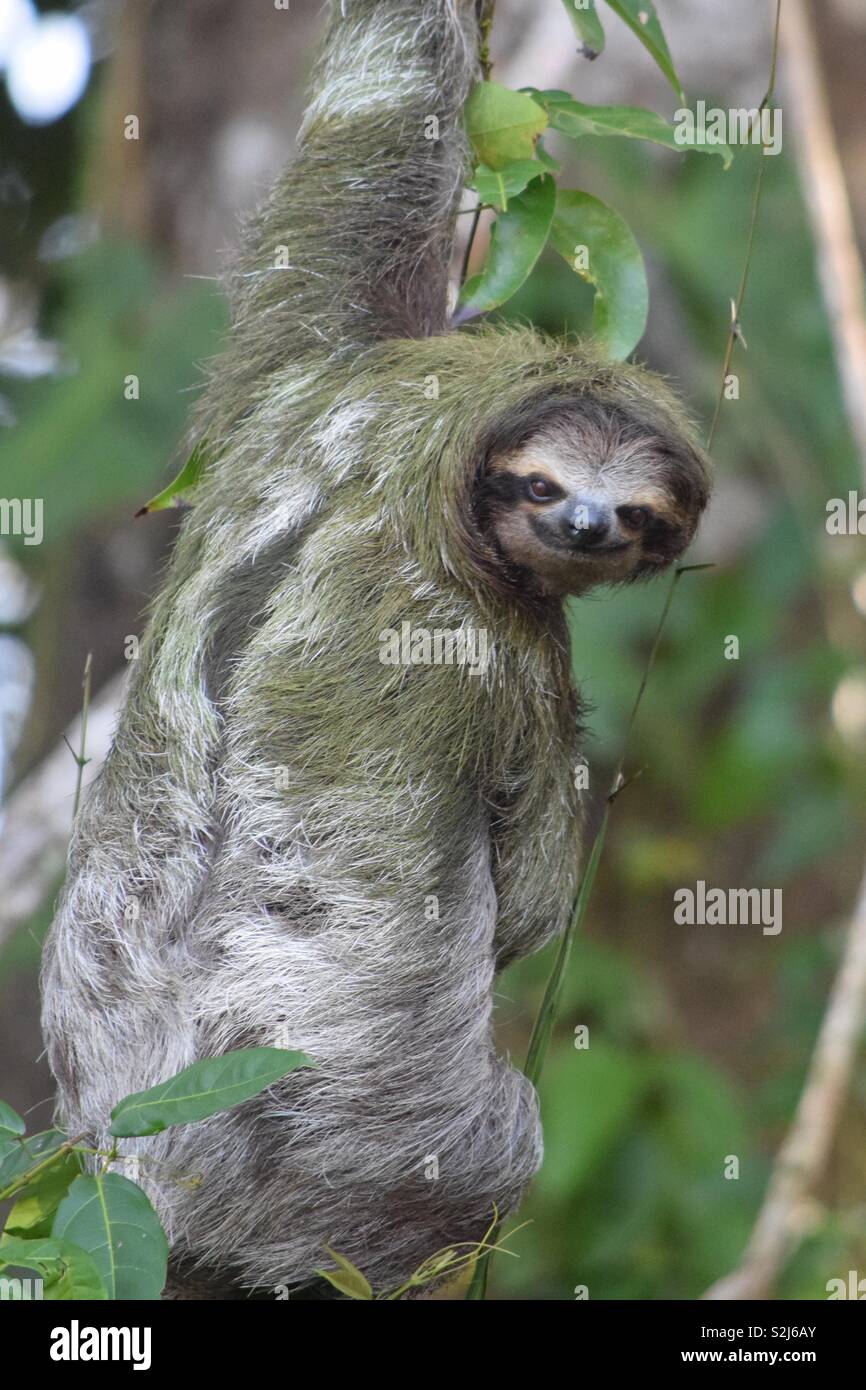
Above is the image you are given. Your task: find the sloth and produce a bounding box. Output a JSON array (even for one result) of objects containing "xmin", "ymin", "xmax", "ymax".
[{"xmin": 41, "ymin": 0, "xmax": 710, "ymax": 1298}]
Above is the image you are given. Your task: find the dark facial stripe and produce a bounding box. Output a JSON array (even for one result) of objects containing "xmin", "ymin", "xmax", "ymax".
[{"xmin": 476, "ymin": 471, "xmax": 526, "ymax": 507}]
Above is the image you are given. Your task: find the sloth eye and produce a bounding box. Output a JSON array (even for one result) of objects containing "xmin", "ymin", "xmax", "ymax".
[
  {"xmin": 527, "ymin": 476, "xmax": 556, "ymax": 502},
  {"xmin": 617, "ymin": 505, "xmax": 652, "ymax": 530}
]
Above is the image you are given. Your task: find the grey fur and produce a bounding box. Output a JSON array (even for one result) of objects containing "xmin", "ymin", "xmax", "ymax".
[{"xmin": 41, "ymin": 0, "xmax": 709, "ymax": 1297}]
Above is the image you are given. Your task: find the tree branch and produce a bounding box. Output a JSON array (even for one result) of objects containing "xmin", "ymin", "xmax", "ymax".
[
  {"xmin": 704, "ymin": 865, "xmax": 866, "ymax": 1300},
  {"xmin": 781, "ymin": 0, "xmax": 866, "ymax": 484}
]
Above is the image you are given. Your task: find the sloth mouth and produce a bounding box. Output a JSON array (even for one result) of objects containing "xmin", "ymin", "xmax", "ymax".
[
  {"xmin": 544, "ymin": 535, "xmax": 633, "ymax": 558},
  {"xmin": 573, "ymin": 541, "xmax": 632, "ymax": 556}
]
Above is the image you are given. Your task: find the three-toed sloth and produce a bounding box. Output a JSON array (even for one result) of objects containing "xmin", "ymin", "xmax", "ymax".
[{"xmin": 42, "ymin": 0, "xmax": 710, "ymax": 1297}]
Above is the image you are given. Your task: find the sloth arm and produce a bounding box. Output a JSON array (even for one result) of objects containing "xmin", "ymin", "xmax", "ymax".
[
  {"xmin": 487, "ymin": 760, "xmax": 583, "ymax": 971},
  {"xmin": 222, "ymin": 0, "xmax": 480, "ymax": 377}
]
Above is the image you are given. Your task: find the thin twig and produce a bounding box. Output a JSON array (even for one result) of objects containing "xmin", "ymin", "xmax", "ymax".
[
  {"xmin": 467, "ymin": 561, "xmax": 703, "ymax": 1304},
  {"xmin": 477, "ymin": 0, "xmax": 496, "ymax": 81},
  {"xmin": 707, "ymin": 0, "xmax": 782, "ymax": 451},
  {"xmin": 523, "ymin": 562, "xmax": 693, "ymax": 1092},
  {"xmin": 0, "ymin": 1133, "xmax": 87, "ymax": 1203},
  {"xmin": 69, "ymin": 652, "xmax": 93, "ymax": 822},
  {"xmin": 458, "ymin": 1, "xmax": 496, "ymax": 288},
  {"xmin": 459, "ymin": 203, "xmax": 483, "ymax": 286}
]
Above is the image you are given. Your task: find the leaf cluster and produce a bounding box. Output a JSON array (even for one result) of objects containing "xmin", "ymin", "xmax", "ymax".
[
  {"xmin": 0, "ymin": 1049, "xmax": 312, "ymax": 1299},
  {"xmin": 461, "ymin": 0, "xmax": 731, "ymax": 361}
]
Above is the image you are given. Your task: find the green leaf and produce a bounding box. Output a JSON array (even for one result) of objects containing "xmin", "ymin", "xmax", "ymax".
[
  {"xmin": 465, "ymin": 81, "xmax": 548, "ymax": 170},
  {"xmin": 0, "ymin": 1102, "xmax": 25, "ymax": 1137},
  {"xmin": 4, "ymin": 1151, "xmax": 81, "ymax": 1239},
  {"xmin": 528, "ymin": 90, "xmax": 732, "ymax": 167},
  {"xmin": 471, "ymin": 159, "xmax": 547, "ymax": 212},
  {"xmin": 0, "ymin": 1237, "xmax": 108, "ymax": 1301},
  {"xmin": 136, "ymin": 438, "xmax": 210, "ymax": 515},
  {"xmin": 52, "ymin": 1172, "xmax": 168, "ymax": 1300},
  {"xmin": 0, "ymin": 1130, "xmax": 67, "ymax": 1194},
  {"xmin": 560, "ymin": 0, "xmax": 606, "ymax": 58},
  {"xmin": 109, "ymin": 1046, "xmax": 315, "ymax": 1138},
  {"xmin": 549, "ymin": 189, "xmax": 648, "ymax": 359},
  {"xmin": 318, "ymin": 1247, "xmax": 374, "ymax": 1300},
  {"xmin": 459, "ymin": 175, "xmax": 556, "ymax": 315},
  {"xmin": 600, "ymin": 0, "xmax": 684, "ymax": 102}
]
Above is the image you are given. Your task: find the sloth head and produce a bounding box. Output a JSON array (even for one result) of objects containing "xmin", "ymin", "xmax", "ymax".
[{"xmin": 473, "ymin": 393, "xmax": 711, "ymax": 598}]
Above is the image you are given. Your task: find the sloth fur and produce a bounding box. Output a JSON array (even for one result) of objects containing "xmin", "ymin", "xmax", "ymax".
[{"xmin": 41, "ymin": 0, "xmax": 710, "ymax": 1297}]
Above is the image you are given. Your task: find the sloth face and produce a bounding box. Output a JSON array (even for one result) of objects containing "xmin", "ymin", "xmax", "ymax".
[{"xmin": 475, "ymin": 400, "xmax": 709, "ymax": 597}]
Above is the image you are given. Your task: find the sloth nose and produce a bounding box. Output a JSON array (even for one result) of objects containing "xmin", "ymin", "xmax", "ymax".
[{"xmin": 566, "ymin": 499, "xmax": 611, "ymax": 548}]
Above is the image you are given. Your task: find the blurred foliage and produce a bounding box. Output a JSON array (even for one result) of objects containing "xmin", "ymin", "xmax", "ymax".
[
  {"xmin": 2, "ymin": 35, "xmax": 866, "ymax": 1303},
  {"xmin": 0, "ymin": 242, "xmax": 227, "ymax": 552}
]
